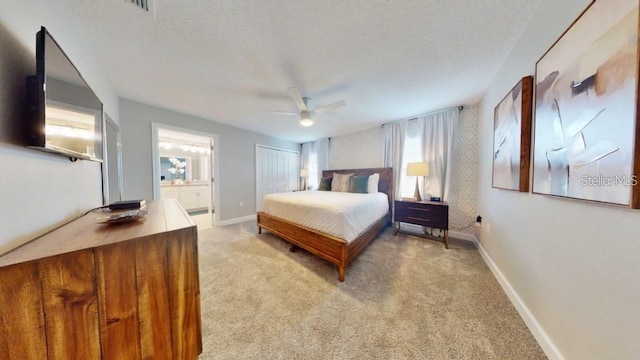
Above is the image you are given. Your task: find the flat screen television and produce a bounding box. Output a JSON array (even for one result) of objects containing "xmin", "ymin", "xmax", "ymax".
[{"xmin": 25, "ymin": 26, "xmax": 103, "ymax": 162}]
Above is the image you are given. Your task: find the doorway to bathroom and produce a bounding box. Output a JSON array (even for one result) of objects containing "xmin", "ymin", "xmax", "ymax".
[{"xmin": 151, "ymin": 123, "xmax": 219, "ymax": 229}]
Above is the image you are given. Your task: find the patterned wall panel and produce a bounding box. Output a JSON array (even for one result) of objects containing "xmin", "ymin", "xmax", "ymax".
[
  {"xmin": 449, "ymin": 105, "xmax": 479, "ymax": 235},
  {"xmin": 330, "ymin": 127, "xmax": 384, "ymax": 169}
]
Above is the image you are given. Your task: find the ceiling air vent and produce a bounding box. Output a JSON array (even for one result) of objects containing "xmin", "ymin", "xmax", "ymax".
[{"xmin": 127, "ymin": 0, "xmax": 150, "ymax": 11}]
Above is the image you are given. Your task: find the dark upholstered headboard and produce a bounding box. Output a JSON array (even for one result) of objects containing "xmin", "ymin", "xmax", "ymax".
[{"xmin": 322, "ymin": 167, "xmax": 394, "ymax": 213}]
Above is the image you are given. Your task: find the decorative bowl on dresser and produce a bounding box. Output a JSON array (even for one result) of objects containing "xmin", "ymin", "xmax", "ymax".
[{"xmin": 394, "ymin": 199, "xmax": 450, "ymax": 249}]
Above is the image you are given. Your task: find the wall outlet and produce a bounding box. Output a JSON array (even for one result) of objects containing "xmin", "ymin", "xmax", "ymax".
[{"xmin": 239, "ymin": 201, "xmax": 244, "ymax": 207}]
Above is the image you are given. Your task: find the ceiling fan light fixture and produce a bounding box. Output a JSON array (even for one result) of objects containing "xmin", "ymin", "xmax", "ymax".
[{"xmin": 300, "ymin": 111, "xmax": 314, "ymax": 127}]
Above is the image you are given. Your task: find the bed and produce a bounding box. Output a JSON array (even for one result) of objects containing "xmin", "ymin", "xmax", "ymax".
[{"xmin": 257, "ymin": 167, "xmax": 393, "ymax": 281}]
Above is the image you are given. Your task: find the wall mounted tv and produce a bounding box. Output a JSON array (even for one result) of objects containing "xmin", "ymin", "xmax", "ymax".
[{"xmin": 25, "ymin": 26, "xmax": 103, "ymax": 162}]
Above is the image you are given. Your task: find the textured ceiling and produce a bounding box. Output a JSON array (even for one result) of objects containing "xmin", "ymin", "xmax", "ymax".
[{"xmin": 64, "ymin": 0, "xmax": 542, "ymax": 143}]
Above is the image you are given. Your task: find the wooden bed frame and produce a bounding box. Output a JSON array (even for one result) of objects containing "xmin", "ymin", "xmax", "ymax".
[{"xmin": 257, "ymin": 167, "xmax": 393, "ymax": 282}]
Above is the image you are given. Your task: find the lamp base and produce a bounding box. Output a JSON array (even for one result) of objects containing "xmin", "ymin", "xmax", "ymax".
[{"xmin": 413, "ymin": 177, "xmax": 422, "ymax": 202}]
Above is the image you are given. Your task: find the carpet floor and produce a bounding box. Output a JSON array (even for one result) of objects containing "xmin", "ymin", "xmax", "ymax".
[{"xmin": 197, "ymin": 221, "xmax": 547, "ymax": 360}]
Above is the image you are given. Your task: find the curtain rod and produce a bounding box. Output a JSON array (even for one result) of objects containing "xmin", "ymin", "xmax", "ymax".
[
  {"xmin": 381, "ymin": 105, "xmax": 464, "ymax": 127},
  {"xmin": 300, "ymin": 137, "xmax": 331, "ymax": 146}
]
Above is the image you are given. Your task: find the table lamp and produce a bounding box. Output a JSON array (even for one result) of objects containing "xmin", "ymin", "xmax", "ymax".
[
  {"xmin": 300, "ymin": 168, "xmax": 309, "ymax": 190},
  {"xmin": 407, "ymin": 162, "xmax": 428, "ymax": 201}
]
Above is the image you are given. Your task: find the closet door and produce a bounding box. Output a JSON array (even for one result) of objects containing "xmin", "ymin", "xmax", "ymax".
[{"xmin": 255, "ymin": 145, "xmax": 299, "ymax": 211}]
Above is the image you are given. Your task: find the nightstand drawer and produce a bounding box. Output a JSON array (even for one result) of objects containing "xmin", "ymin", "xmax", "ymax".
[
  {"xmin": 395, "ymin": 202, "xmax": 447, "ymax": 218},
  {"xmin": 394, "ymin": 199, "xmax": 450, "ymax": 249},
  {"xmin": 394, "ymin": 200, "xmax": 449, "ymax": 229},
  {"xmin": 396, "ymin": 214, "xmax": 448, "ymax": 228}
]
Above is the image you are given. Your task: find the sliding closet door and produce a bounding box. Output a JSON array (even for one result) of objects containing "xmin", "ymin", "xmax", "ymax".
[{"xmin": 255, "ymin": 145, "xmax": 299, "ymax": 211}]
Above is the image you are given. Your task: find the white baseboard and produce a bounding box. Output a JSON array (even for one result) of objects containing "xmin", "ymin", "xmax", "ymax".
[
  {"xmin": 448, "ymin": 230, "xmax": 476, "ymax": 243},
  {"xmin": 217, "ymin": 214, "xmax": 256, "ymax": 226},
  {"xmin": 398, "ymin": 224, "xmax": 476, "ymax": 244},
  {"xmin": 474, "ymin": 238, "xmax": 565, "ymax": 360}
]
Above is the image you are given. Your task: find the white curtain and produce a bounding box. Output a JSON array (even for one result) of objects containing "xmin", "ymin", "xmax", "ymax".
[
  {"xmin": 384, "ymin": 120, "xmax": 407, "ymax": 201},
  {"xmin": 300, "ymin": 139, "xmax": 330, "ymax": 190},
  {"xmin": 300, "ymin": 143, "xmax": 311, "ymax": 190},
  {"xmin": 315, "ymin": 138, "xmax": 330, "ymax": 182},
  {"xmin": 419, "ymin": 109, "xmax": 458, "ymax": 201},
  {"xmin": 384, "ymin": 108, "xmax": 458, "ymax": 201}
]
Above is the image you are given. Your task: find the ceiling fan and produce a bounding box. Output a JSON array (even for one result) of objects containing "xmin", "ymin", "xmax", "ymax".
[{"xmin": 269, "ymin": 87, "xmax": 346, "ymax": 127}]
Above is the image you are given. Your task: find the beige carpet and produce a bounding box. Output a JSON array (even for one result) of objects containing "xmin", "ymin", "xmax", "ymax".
[
  {"xmin": 191, "ymin": 213, "xmax": 213, "ymax": 230},
  {"xmin": 197, "ymin": 221, "xmax": 546, "ymax": 360}
]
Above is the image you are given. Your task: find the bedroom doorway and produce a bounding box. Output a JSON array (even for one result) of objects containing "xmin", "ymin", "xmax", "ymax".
[
  {"xmin": 255, "ymin": 145, "xmax": 299, "ymax": 211},
  {"xmin": 103, "ymin": 113, "xmax": 123, "ymax": 204},
  {"xmin": 151, "ymin": 124, "xmax": 219, "ymax": 228}
]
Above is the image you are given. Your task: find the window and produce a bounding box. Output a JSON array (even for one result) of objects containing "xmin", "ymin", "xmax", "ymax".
[
  {"xmin": 400, "ymin": 120, "xmax": 423, "ymax": 198},
  {"xmin": 387, "ymin": 109, "xmax": 457, "ymax": 201},
  {"xmin": 301, "ymin": 139, "xmax": 328, "ymax": 190},
  {"xmin": 308, "ymin": 149, "xmax": 319, "ymax": 189}
]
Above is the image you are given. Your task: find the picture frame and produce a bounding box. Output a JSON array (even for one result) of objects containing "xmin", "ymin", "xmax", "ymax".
[
  {"xmin": 492, "ymin": 76, "xmax": 533, "ymax": 192},
  {"xmin": 532, "ymin": 0, "xmax": 640, "ymax": 208}
]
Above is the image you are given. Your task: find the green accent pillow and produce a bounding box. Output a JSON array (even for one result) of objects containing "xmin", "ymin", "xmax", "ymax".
[
  {"xmin": 349, "ymin": 175, "xmax": 370, "ymax": 193},
  {"xmin": 318, "ymin": 177, "xmax": 332, "ymax": 191}
]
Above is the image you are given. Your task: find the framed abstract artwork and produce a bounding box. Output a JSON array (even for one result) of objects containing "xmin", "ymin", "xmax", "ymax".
[
  {"xmin": 492, "ymin": 76, "xmax": 533, "ymax": 192},
  {"xmin": 532, "ymin": 0, "xmax": 640, "ymax": 208}
]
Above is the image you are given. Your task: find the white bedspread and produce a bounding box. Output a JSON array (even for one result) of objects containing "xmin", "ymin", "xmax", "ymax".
[{"xmin": 262, "ymin": 191, "xmax": 389, "ymax": 243}]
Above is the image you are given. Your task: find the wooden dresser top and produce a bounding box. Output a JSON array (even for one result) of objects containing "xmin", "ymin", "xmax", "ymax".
[{"xmin": 0, "ymin": 199, "xmax": 196, "ymax": 268}]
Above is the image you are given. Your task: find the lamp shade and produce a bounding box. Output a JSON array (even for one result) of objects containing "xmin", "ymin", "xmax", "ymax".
[
  {"xmin": 300, "ymin": 168, "xmax": 309, "ymax": 178},
  {"xmin": 407, "ymin": 162, "xmax": 429, "ymax": 176}
]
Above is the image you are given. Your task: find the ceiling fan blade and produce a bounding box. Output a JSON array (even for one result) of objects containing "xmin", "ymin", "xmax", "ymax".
[
  {"xmin": 287, "ymin": 87, "xmax": 308, "ymax": 111},
  {"xmin": 310, "ymin": 100, "xmax": 346, "ymax": 114},
  {"xmin": 266, "ymin": 111, "xmax": 298, "ymax": 116}
]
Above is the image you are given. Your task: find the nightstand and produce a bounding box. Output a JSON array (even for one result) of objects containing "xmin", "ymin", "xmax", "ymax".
[{"xmin": 394, "ymin": 199, "xmax": 449, "ymax": 249}]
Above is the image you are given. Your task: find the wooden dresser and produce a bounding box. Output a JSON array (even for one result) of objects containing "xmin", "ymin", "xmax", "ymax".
[
  {"xmin": 394, "ymin": 199, "xmax": 450, "ymax": 248},
  {"xmin": 0, "ymin": 199, "xmax": 202, "ymax": 360}
]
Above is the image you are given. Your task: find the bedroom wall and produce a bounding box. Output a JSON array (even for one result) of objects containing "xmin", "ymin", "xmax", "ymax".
[
  {"xmin": 119, "ymin": 99, "xmax": 299, "ymax": 222},
  {"xmin": 0, "ymin": 0, "xmax": 119, "ymax": 254},
  {"xmin": 477, "ymin": 0, "xmax": 640, "ymax": 359},
  {"xmin": 330, "ymin": 127, "xmax": 384, "ymax": 169},
  {"xmin": 329, "ymin": 107, "xmax": 479, "ymax": 237}
]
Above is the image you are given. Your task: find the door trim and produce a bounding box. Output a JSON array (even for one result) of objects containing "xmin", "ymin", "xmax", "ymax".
[
  {"xmin": 102, "ymin": 113, "xmax": 123, "ymax": 205},
  {"xmin": 151, "ymin": 123, "xmax": 220, "ymax": 226}
]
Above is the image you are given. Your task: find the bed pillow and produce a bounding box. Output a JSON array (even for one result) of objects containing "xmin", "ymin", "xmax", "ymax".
[
  {"xmin": 331, "ymin": 173, "xmax": 353, "ymax": 192},
  {"xmin": 318, "ymin": 176, "xmax": 332, "ymax": 191},
  {"xmin": 367, "ymin": 173, "xmax": 380, "ymax": 193},
  {"xmin": 349, "ymin": 175, "xmax": 370, "ymax": 194}
]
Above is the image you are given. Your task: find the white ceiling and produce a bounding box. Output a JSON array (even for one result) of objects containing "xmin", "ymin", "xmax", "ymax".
[{"xmin": 64, "ymin": 0, "xmax": 542, "ymax": 143}]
